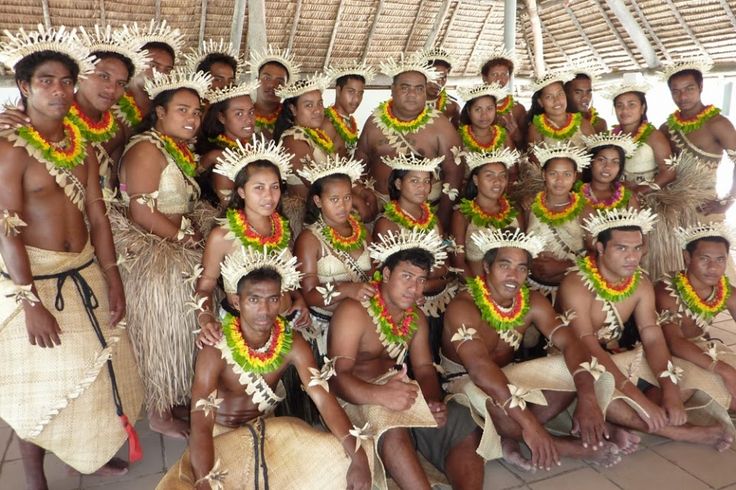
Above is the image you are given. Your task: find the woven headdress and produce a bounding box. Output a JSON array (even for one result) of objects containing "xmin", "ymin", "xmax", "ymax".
[
  {"xmin": 675, "ymin": 222, "xmax": 736, "ymax": 250},
  {"xmin": 604, "ymin": 81, "xmax": 651, "ymax": 101},
  {"xmin": 249, "ymin": 45, "xmax": 300, "ymax": 80},
  {"xmin": 661, "ymin": 57, "xmax": 713, "ymax": 82},
  {"xmin": 413, "ymin": 47, "xmax": 456, "ymax": 69},
  {"xmin": 183, "ymin": 38, "xmax": 241, "ymax": 73},
  {"xmin": 0, "ymin": 24, "xmax": 96, "ymax": 75},
  {"xmin": 274, "ymin": 73, "xmax": 329, "ymax": 101},
  {"xmin": 118, "ymin": 20, "xmax": 184, "ymax": 56},
  {"xmin": 562, "ymin": 57, "xmax": 608, "ymax": 84},
  {"xmin": 583, "ymin": 208, "xmax": 657, "ymax": 239},
  {"xmin": 381, "ymin": 153, "xmax": 443, "ymax": 173},
  {"xmin": 582, "ymin": 132, "xmax": 638, "ymax": 158},
  {"xmin": 325, "ymin": 61, "xmax": 376, "ymax": 85},
  {"xmin": 380, "ymin": 54, "xmax": 440, "ymax": 83},
  {"xmin": 214, "ymin": 134, "xmax": 293, "ymax": 182},
  {"xmin": 144, "ymin": 69, "xmax": 212, "ymax": 99},
  {"xmin": 206, "ymin": 79, "xmax": 260, "ymax": 105},
  {"xmin": 220, "ymin": 246, "xmax": 302, "ymax": 294},
  {"xmin": 476, "ymin": 45, "xmax": 518, "ymax": 72},
  {"xmin": 465, "ymin": 147, "xmax": 519, "ymax": 172},
  {"xmin": 297, "ymin": 154, "xmax": 364, "ymax": 184},
  {"xmin": 79, "ymin": 25, "xmax": 150, "ymax": 77},
  {"xmin": 528, "ymin": 70, "xmax": 574, "ymax": 95},
  {"xmin": 456, "ymin": 82, "xmax": 507, "ymax": 103},
  {"xmin": 532, "ymin": 141, "xmax": 591, "ymax": 172},
  {"xmin": 369, "ymin": 228, "xmax": 447, "ymax": 270},
  {"xmin": 471, "ymin": 227, "xmax": 547, "ymax": 258}
]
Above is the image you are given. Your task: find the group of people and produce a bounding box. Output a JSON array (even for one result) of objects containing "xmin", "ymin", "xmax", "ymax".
[{"xmin": 1, "ymin": 18, "xmax": 736, "ymax": 490}]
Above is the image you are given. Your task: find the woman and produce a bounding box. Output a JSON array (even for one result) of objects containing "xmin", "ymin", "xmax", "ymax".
[
  {"xmin": 451, "ymin": 148, "xmax": 524, "ymax": 277},
  {"xmin": 579, "ymin": 133, "xmax": 640, "ymax": 214},
  {"xmin": 457, "ymin": 83, "xmax": 515, "ymax": 154},
  {"xmin": 294, "ymin": 155, "xmax": 374, "ymax": 355},
  {"xmin": 113, "ymin": 69, "xmax": 212, "ymax": 438}
]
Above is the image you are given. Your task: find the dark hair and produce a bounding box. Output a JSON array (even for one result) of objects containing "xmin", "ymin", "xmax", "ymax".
[
  {"xmin": 384, "ymin": 248, "xmax": 434, "ymax": 273},
  {"xmin": 526, "ymin": 81, "xmax": 566, "ymax": 125},
  {"xmin": 258, "ymin": 61, "xmax": 289, "ymax": 80},
  {"xmin": 388, "ymin": 167, "xmax": 433, "ymax": 201},
  {"xmin": 142, "ymin": 41, "xmax": 175, "ymax": 63},
  {"xmin": 237, "ymin": 267, "xmax": 282, "ymax": 294},
  {"xmin": 91, "ymin": 51, "xmax": 135, "ymax": 80},
  {"xmin": 463, "ymin": 161, "xmax": 507, "ymax": 199},
  {"xmin": 685, "ymin": 235, "xmax": 730, "ymax": 254},
  {"xmin": 597, "ymin": 226, "xmax": 642, "ymax": 249},
  {"xmin": 196, "ymin": 53, "xmax": 238, "ymax": 76},
  {"xmin": 459, "ymin": 95, "xmax": 497, "ymax": 126},
  {"xmin": 581, "ymin": 145, "xmax": 625, "ymax": 183},
  {"xmin": 195, "ymin": 98, "xmax": 231, "ymax": 154},
  {"xmin": 272, "ymin": 96, "xmax": 298, "ymax": 142},
  {"xmin": 225, "ymin": 160, "xmax": 283, "ymax": 212},
  {"xmin": 481, "ymin": 58, "xmax": 514, "ymax": 78},
  {"xmin": 481, "ymin": 232, "xmax": 532, "ymax": 267},
  {"xmin": 429, "ymin": 59, "xmax": 451, "ymax": 71},
  {"xmin": 667, "ymin": 69, "xmax": 703, "ymax": 89},
  {"xmin": 541, "ymin": 156, "xmax": 576, "ymax": 172},
  {"xmin": 14, "ymin": 51, "xmax": 79, "ymax": 107},
  {"xmin": 612, "ymin": 91, "xmax": 649, "ymax": 122},
  {"xmin": 137, "ymin": 87, "xmax": 200, "ymax": 133},
  {"xmin": 336, "ymin": 74, "xmax": 366, "ymax": 88},
  {"xmin": 304, "ymin": 173, "xmax": 352, "ymax": 225},
  {"xmin": 564, "ymin": 74, "xmax": 591, "ymax": 113},
  {"xmin": 391, "ymin": 71, "xmax": 428, "ymax": 86}
]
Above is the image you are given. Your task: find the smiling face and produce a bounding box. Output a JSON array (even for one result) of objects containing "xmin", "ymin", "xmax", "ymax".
[
  {"xmin": 77, "ymin": 56, "xmax": 130, "ymax": 113},
  {"xmin": 473, "ymin": 162, "xmax": 508, "ymax": 200},
  {"xmin": 155, "ymin": 89, "xmax": 202, "ymax": 140},
  {"xmin": 539, "ymin": 82, "xmax": 567, "ymax": 117},
  {"xmin": 290, "ymin": 90, "xmax": 324, "ymax": 129},
  {"xmin": 335, "ymin": 77, "xmax": 365, "ymax": 115},
  {"xmin": 482, "ymin": 62, "xmax": 511, "ymax": 88},
  {"xmin": 590, "ymin": 147, "xmax": 622, "ymax": 185},
  {"xmin": 218, "ymin": 95, "xmax": 255, "ymax": 140},
  {"xmin": 238, "ymin": 165, "xmax": 282, "ymax": 218},
  {"xmin": 19, "ymin": 59, "xmax": 75, "ymax": 120},
  {"xmin": 483, "ymin": 247, "xmax": 530, "ymax": 302}
]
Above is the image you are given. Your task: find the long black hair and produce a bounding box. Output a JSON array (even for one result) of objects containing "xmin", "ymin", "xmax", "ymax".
[
  {"xmin": 303, "ymin": 173, "xmax": 352, "ymax": 225},
  {"xmin": 526, "ymin": 81, "xmax": 565, "ymax": 127},
  {"xmin": 137, "ymin": 87, "xmax": 201, "ymax": 134},
  {"xmin": 459, "ymin": 95, "xmax": 497, "ymax": 126},
  {"xmin": 581, "ymin": 145, "xmax": 625, "ymax": 183},
  {"xmin": 463, "ymin": 161, "xmax": 507, "ymax": 200},
  {"xmin": 272, "ymin": 96, "xmax": 298, "ymax": 142},
  {"xmin": 225, "ymin": 160, "xmax": 284, "ymax": 213},
  {"xmin": 195, "ymin": 98, "xmax": 231, "ymax": 155}
]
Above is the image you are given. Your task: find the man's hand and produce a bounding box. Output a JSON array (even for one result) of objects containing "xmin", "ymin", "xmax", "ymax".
[
  {"xmin": 345, "ymin": 449, "xmax": 372, "ymax": 490},
  {"xmin": 571, "ymin": 396, "xmax": 608, "ymax": 449},
  {"xmin": 661, "ymin": 386, "xmax": 687, "ymax": 426},
  {"xmin": 0, "ymin": 106, "xmax": 29, "ymax": 129},
  {"xmin": 378, "ymin": 366, "xmax": 419, "ymax": 411},
  {"xmin": 196, "ymin": 316, "xmax": 222, "ymax": 348},
  {"xmin": 287, "ymin": 295, "xmax": 312, "ymax": 330},
  {"xmin": 520, "ymin": 421, "xmax": 560, "ymax": 471},
  {"xmin": 427, "ymin": 400, "xmax": 448, "ymax": 428},
  {"xmin": 638, "ymin": 397, "xmax": 669, "ymax": 433},
  {"xmin": 25, "ymin": 304, "xmax": 62, "ymax": 348},
  {"xmin": 342, "ymin": 282, "xmax": 375, "ymax": 302},
  {"xmin": 107, "ymin": 277, "xmax": 126, "ymax": 327}
]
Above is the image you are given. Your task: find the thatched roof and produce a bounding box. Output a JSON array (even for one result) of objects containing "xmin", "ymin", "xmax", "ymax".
[{"xmin": 1, "ymin": 0, "xmax": 735, "ymax": 79}]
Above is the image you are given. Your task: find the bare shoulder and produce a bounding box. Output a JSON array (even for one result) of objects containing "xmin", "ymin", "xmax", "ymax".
[
  {"xmin": 446, "ymin": 291, "xmax": 479, "ymax": 321},
  {"xmin": 653, "ymin": 279, "xmax": 676, "ymax": 308},
  {"xmin": 122, "ymin": 138, "xmax": 165, "ymax": 168},
  {"xmin": 288, "ymin": 332, "xmax": 316, "ymax": 367},
  {"xmin": 0, "ymin": 135, "xmax": 30, "ymax": 167},
  {"xmin": 294, "ymin": 227, "xmax": 319, "ymax": 253}
]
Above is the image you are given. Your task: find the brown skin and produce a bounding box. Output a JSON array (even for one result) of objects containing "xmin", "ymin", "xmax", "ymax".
[
  {"xmin": 282, "ymin": 89, "xmax": 326, "ymax": 202},
  {"xmin": 660, "ymin": 72, "xmax": 736, "ymax": 215},
  {"xmin": 442, "ymin": 248, "xmax": 611, "ymax": 471},
  {"xmin": 254, "ymin": 63, "xmax": 288, "ymax": 140},
  {"xmin": 322, "ymin": 77, "xmax": 365, "ymax": 157},
  {"xmin": 328, "ymin": 260, "xmax": 484, "ymax": 489},
  {"xmin": 0, "ymin": 59, "xmax": 128, "ymax": 488},
  {"xmin": 355, "ymin": 71, "xmax": 463, "ymax": 230},
  {"xmin": 189, "ymin": 277, "xmax": 371, "ymax": 490},
  {"xmin": 655, "ymin": 240, "xmax": 736, "ymax": 411},
  {"xmin": 426, "ymin": 64, "xmax": 460, "ymax": 128},
  {"xmin": 126, "ymin": 46, "xmax": 174, "ymax": 120},
  {"xmin": 527, "ymin": 82, "xmax": 595, "ymax": 145},
  {"xmin": 482, "ymin": 63, "xmax": 527, "ymax": 148},
  {"xmin": 565, "ymin": 78, "xmax": 607, "ymax": 133},
  {"xmin": 207, "ymin": 61, "xmax": 236, "ymax": 91}
]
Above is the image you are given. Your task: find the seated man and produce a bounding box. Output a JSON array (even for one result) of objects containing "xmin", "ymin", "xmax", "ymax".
[
  {"xmin": 329, "ymin": 229, "xmax": 484, "ymax": 490},
  {"xmin": 558, "ymin": 208, "xmax": 734, "ymax": 452},
  {"xmin": 441, "ymin": 228, "xmax": 620, "ymax": 472},
  {"xmin": 159, "ymin": 248, "xmax": 371, "ymax": 489}
]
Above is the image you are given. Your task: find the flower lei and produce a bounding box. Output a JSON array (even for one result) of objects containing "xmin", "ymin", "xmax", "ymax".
[
  {"xmin": 225, "ymin": 208, "xmax": 291, "ymax": 252},
  {"xmin": 321, "ymin": 213, "xmax": 366, "ymax": 253},
  {"xmin": 586, "ymin": 107, "xmax": 600, "ymax": 126},
  {"xmin": 210, "ymin": 133, "xmax": 239, "ymax": 150},
  {"xmin": 324, "ymin": 106, "xmax": 358, "ymax": 148},
  {"xmin": 367, "ymin": 278, "xmax": 418, "ymax": 346},
  {"xmin": 467, "ymin": 276, "xmax": 529, "ymax": 331},
  {"xmin": 532, "ymin": 113, "xmax": 582, "ymax": 140},
  {"xmin": 17, "ymin": 120, "xmax": 87, "ymax": 170},
  {"xmin": 496, "ymin": 95, "xmax": 514, "ymax": 116},
  {"xmin": 458, "ymin": 197, "xmax": 517, "ymax": 228},
  {"xmin": 301, "ymin": 127, "xmax": 335, "ymax": 155},
  {"xmin": 433, "ymin": 90, "xmax": 448, "ymax": 112},
  {"xmin": 384, "ymin": 201, "xmax": 437, "ymax": 232},
  {"xmin": 221, "ymin": 313, "xmax": 292, "ymax": 374},
  {"xmin": 577, "ymin": 255, "xmax": 640, "ymax": 303},
  {"xmin": 116, "ymin": 91, "xmax": 143, "ymax": 128},
  {"xmin": 460, "ymin": 124, "xmax": 507, "ymax": 153},
  {"xmin": 156, "ymin": 131, "xmax": 198, "ymax": 177},
  {"xmin": 667, "ymin": 105, "xmax": 720, "ymax": 135},
  {"xmin": 672, "ymin": 272, "xmax": 731, "ymax": 323},
  {"xmin": 66, "ymin": 101, "xmax": 118, "ymax": 143},
  {"xmin": 613, "ymin": 121, "xmax": 655, "ymax": 148},
  {"xmin": 531, "ymin": 191, "xmax": 584, "ymax": 226},
  {"xmin": 255, "ymin": 107, "xmax": 281, "ymax": 133},
  {"xmin": 579, "ymin": 182, "xmax": 631, "ymax": 210},
  {"xmin": 378, "ymin": 100, "xmax": 433, "ymax": 134}
]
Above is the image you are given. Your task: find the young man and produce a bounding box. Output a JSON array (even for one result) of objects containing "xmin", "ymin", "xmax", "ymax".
[
  {"xmin": 441, "ymin": 228, "xmax": 619, "ymax": 471},
  {"xmin": 565, "ymin": 72, "xmax": 607, "ymax": 134},
  {"xmin": 480, "ymin": 47, "xmax": 527, "ymax": 148},
  {"xmin": 160, "ymin": 248, "xmax": 371, "ymax": 489},
  {"xmin": 251, "ymin": 47, "xmax": 300, "ymax": 140},
  {"xmin": 355, "ymin": 56, "xmax": 462, "ymax": 228},
  {"xmin": 558, "ymin": 208, "xmax": 734, "ymax": 451},
  {"xmin": 329, "ymin": 229, "xmax": 484, "ymax": 489},
  {"xmin": 0, "ymin": 26, "xmax": 143, "ymax": 488},
  {"xmin": 419, "ymin": 48, "xmax": 460, "ymax": 128},
  {"xmin": 184, "ymin": 39, "xmax": 240, "ymax": 91}
]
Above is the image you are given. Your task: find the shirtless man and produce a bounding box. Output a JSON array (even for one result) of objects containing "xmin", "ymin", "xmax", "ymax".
[
  {"xmin": 480, "ymin": 48, "xmax": 527, "ymax": 148},
  {"xmin": 565, "ymin": 73, "xmax": 607, "ymax": 133},
  {"xmin": 322, "ymin": 63, "xmax": 375, "ymax": 157},
  {"xmin": 355, "ymin": 58, "xmax": 462, "ymax": 228},
  {"xmin": 251, "ymin": 48, "xmax": 299, "ymax": 140},
  {"xmin": 329, "ymin": 230, "xmax": 484, "ymax": 489},
  {"xmin": 0, "ymin": 27, "xmax": 143, "ymax": 488},
  {"xmin": 441, "ymin": 228, "xmax": 619, "ymax": 471},
  {"xmin": 558, "ymin": 209, "xmax": 733, "ymax": 451},
  {"xmin": 421, "ymin": 48, "xmax": 461, "ymax": 127}
]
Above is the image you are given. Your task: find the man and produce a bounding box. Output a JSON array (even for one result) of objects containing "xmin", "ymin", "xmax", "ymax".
[
  {"xmin": 160, "ymin": 248, "xmax": 371, "ymax": 489},
  {"xmin": 660, "ymin": 59, "xmax": 736, "ymax": 218},
  {"xmin": 251, "ymin": 46, "xmax": 299, "ymax": 140},
  {"xmin": 419, "ymin": 48, "xmax": 460, "ymax": 128},
  {"xmin": 441, "ymin": 228, "xmax": 620, "ymax": 471},
  {"xmin": 184, "ymin": 39, "xmax": 239, "ymax": 91},
  {"xmin": 355, "ymin": 56, "xmax": 462, "ymax": 228},
  {"xmin": 329, "ymin": 229, "xmax": 484, "ymax": 489},
  {"xmin": 0, "ymin": 25, "xmax": 143, "ymax": 488},
  {"xmin": 565, "ymin": 72, "xmax": 607, "ymax": 133},
  {"xmin": 480, "ymin": 47, "xmax": 527, "ymax": 148},
  {"xmin": 558, "ymin": 208, "xmax": 734, "ymax": 451}
]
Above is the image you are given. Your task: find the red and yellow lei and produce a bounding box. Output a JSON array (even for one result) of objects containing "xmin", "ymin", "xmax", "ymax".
[
  {"xmin": 321, "ymin": 213, "xmax": 366, "ymax": 253},
  {"xmin": 378, "ymin": 100, "xmax": 433, "ymax": 134},
  {"xmin": 324, "ymin": 106, "xmax": 358, "ymax": 148},
  {"xmin": 458, "ymin": 197, "xmax": 517, "ymax": 229},
  {"xmin": 496, "ymin": 95, "xmax": 514, "ymax": 116},
  {"xmin": 433, "ymin": 90, "xmax": 448, "ymax": 112},
  {"xmin": 225, "ymin": 208, "xmax": 291, "ymax": 253},
  {"xmin": 157, "ymin": 131, "xmax": 198, "ymax": 177},
  {"xmin": 467, "ymin": 276, "xmax": 529, "ymax": 331},
  {"xmin": 367, "ymin": 279, "xmax": 418, "ymax": 345},
  {"xmin": 577, "ymin": 254, "xmax": 640, "ymax": 303},
  {"xmin": 459, "ymin": 124, "xmax": 507, "ymax": 153},
  {"xmin": 17, "ymin": 120, "xmax": 87, "ymax": 170},
  {"xmin": 613, "ymin": 121, "xmax": 655, "ymax": 147},
  {"xmin": 67, "ymin": 101, "xmax": 118, "ymax": 143},
  {"xmin": 210, "ymin": 133, "xmax": 239, "ymax": 150},
  {"xmin": 301, "ymin": 126, "xmax": 335, "ymax": 155},
  {"xmin": 673, "ymin": 272, "xmax": 730, "ymax": 323},
  {"xmin": 585, "ymin": 107, "xmax": 600, "ymax": 126},
  {"xmin": 222, "ymin": 313, "xmax": 292, "ymax": 374},
  {"xmin": 532, "ymin": 112, "xmax": 582, "ymax": 140},
  {"xmin": 384, "ymin": 201, "xmax": 437, "ymax": 232},
  {"xmin": 116, "ymin": 91, "xmax": 143, "ymax": 128},
  {"xmin": 255, "ymin": 107, "xmax": 281, "ymax": 133},
  {"xmin": 579, "ymin": 182, "xmax": 631, "ymax": 210},
  {"xmin": 531, "ymin": 191, "xmax": 584, "ymax": 226},
  {"xmin": 667, "ymin": 105, "xmax": 720, "ymax": 135}
]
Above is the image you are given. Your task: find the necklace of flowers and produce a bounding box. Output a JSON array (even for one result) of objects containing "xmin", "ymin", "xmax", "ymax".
[
  {"xmin": 460, "ymin": 124, "xmax": 507, "ymax": 153},
  {"xmin": 255, "ymin": 107, "xmax": 281, "ymax": 132},
  {"xmin": 66, "ymin": 101, "xmax": 118, "ymax": 143},
  {"xmin": 367, "ymin": 278, "xmax": 418, "ymax": 346},
  {"xmin": 378, "ymin": 100, "xmax": 433, "ymax": 135},
  {"xmin": 210, "ymin": 133, "xmax": 239, "ymax": 150},
  {"xmin": 301, "ymin": 126, "xmax": 335, "ymax": 155},
  {"xmin": 496, "ymin": 95, "xmax": 514, "ymax": 116},
  {"xmin": 586, "ymin": 107, "xmax": 600, "ymax": 126},
  {"xmin": 156, "ymin": 131, "xmax": 198, "ymax": 177},
  {"xmin": 384, "ymin": 201, "xmax": 437, "ymax": 231},
  {"xmin": 321, "ymin": 213, "xmax": 366, "ymax": 253},
  {"xmin": 17, "ymin": 120, "xmax": 87, "ymax": 170},
  {"xmin": 467, "ymin": 276, "xmax": 529, "ymax": 331},
  {"xmin": 532, "ymin": 112, "xmax": 582, "ymax": 140},
  {"xmin": 667, "ymin": 105, "xmax": 720, "ymax": 135},
  {"xmin": 221, "ymin": 312, "xmax": 292, "ymax": 374},
  {"xmin": 458, "ymin": 196, "xmax": 517, "ymax": 228},
  {"xmin": 324, "ymin": 106, "xmax": 358, "ymax": 148},
  {"xmin": 225, "ymin": 208, "xmax": 291, "ymax": 252},
  {"xmin": 116, "ymin": 91, "xmax": 143, "ymax": 128},
  {"xmin": 433, "ymin": 90, "xmax": 448, "ymax": 112},
  {"xmin": 672, "ymin": 272, "xmax": 730, "ymax": 323},
  {"xmin": 531, "ymin": 191, "xmax": 584, "ymax": 226},
  {"xmin": 580, "ymin": 182, "xmax": 631, "ymax": 210},
  {"xmin": 577, "ymin": 254, "xmax": 640, "ymax": 303}
]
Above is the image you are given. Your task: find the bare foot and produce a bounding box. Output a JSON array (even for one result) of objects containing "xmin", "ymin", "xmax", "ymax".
[
  {"xmin": 67, "ymin": 457, "xmax": 129, "ymax": 477},
  {"xmin": 149, "ymin": 411, "xmax": 189, "ymax": 439},
  {"xmin": 555, "ymin": 437, "xmax": 621, "ymax": 468},
  {"xmin": 501, "ymin": 437, "xmax": 534, "ymax": 472},
  {"xmin": 582, "ymin": 441, "xmax": 622, "ymax": 468},
  {"xmin": 714, "ymin": 426, "xmax": 734, "ymax": 452},
  {"xmin": 608, "ymin": 424, "xmax": 641, "ymax": 455}
]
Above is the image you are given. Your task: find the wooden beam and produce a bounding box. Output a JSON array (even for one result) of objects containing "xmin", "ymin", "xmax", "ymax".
[
  {"xmin": 719, "ymin": 0, "xmax": 736, "ymax": 31},
  {"xmin": 323, "ymin": 1, "xmax": 346, "ymax": 69},
  {"xmin": 661, "ymin": 0, "xmax": 707, "ymax": 53},
  {"xmin": 198, "ymin": 0, "xmax": 208, "ymax": 46},
  {"xmin": 629, "ymin": 0, "xmax": 669, "ymax": 62},
  {"xmin": 246, "ymin": 0, "xmax": 267, "ymax": 55},
  {"xmin": 603, "ymin": 0, "xmax": 656, "ymax": 68},
  {"xmin": 361, "ymin": 0, "xmax": 385, "ymax": 63},
  {"xmin": 404, "ymin": 0, "xmax": 425, "ymax": 52},
  {"xmin": 439, "ymin": 0, "xmax": 463, "ymax": 49},
  {"xmin": 154, "ymin": 0, "xmax": 161, "ymax": 21},
  {"xmin": 503, "ymin": 0, "xmax": 517, "ymax": 53},
  {"xmin": 525, "ymin": 0, "xmax": 544, "ymax": 75},
  {"xmin": 723, "ymin": 81, "xmax": 733, "ymax": 117},
  {"xmin": 464, "ymin": 5, "xmax": 495, "ymax": 75},
  {"xmin": 424, "ymin": 0, "xmax": 452, "ymax": 50},
  {"xmin": 564, "ymin": 6, "xmax": 605, "ymax": 68},
  {"xmin": 540, "ymin": 21, "xmax": 567, "ymax": 61},
  {"xmin": 231, "ymin": 0, "xmax": 248, "ymax": 56},
  {"xmin": 98, "ymin": 0, "xmax": 107, "ymax": 24},
  {"xmin": 40, "ymin": 0, "xmax": 51, "ymax": 29},
  {"xmin": 287, "ymin": 0, "xmax": 302, "ymax": 53}
]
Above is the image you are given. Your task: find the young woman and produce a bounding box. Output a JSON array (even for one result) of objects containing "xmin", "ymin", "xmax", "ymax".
[
  {"xmin": 579, "ymin": 133, "xmax": 640, "ymax": 214},
  {"xmin": 457, "ymin": 83, "xmax": 515, "ymax": 154},
  {"xmin": 451, "ymin": 148, "xmax": 524, "ymax": 277}
]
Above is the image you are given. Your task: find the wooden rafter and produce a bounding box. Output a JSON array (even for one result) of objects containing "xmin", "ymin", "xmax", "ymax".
[
  {"xmin": 719, "ymin": 0, "xmax": 736, "ymax": 31},
  {"xmin": 323, "ymin": 1, "xmax": 346, "ymax": 69},
  {"xmin": 287, "ymin": 0, "xmax": 303, "ymax": 53},
  {"xmin": 503, "ymin": 0, "xmax": 517, "ymax": 54},
  {"xmin": 231, "ymin": 0, "xmax": 248, "ymax": 54},
  {"xmin": 661, "ymin": 0, "xmax": 707, "ymax": 53},
  {"xmin": 98, "ymin": 0, "xmax": 107, "ymax": 24},
  {"xmin": 154, "ymin": 0, "xmax": 161, "ymax": 21},
  {"xmin": 246, "ymin": 0, "xmax": 267, "ymax": 54},
  {"xmin": 41, "ymin": 0, "xmax": 51, "ymax": 29},
  {"xmin": 361, "ymin": 0, "xmax": 385, "ymax": 63},
  {"xmin": 594, "ymin": 0, "xmax": 645, "ymax": 69},
  {"xmin": 526, "ymin": 0, "xmax": 544, "ymax": 75},
  {"xmin": 198, "ymin": 0, "xmax": 207, "ymax": 46},
  {"xmin": 464, "ymin": 5, "xmax": 495, "ymax": 75},
  {"xmin": 564, "ymin": 6, "xmax": 604, "ymax": 67},
  {"xmin": 629, "ymin": 0, "xmax": 670, "ymax": 62},
  {"xmin": 404, "ymin": 0, "xmax": 425, "ymax": 52},
  {"xmin": 540, "ymin": 21, "xmax": 567, "ymax": 61},
  {"xmin": 424, "ymin": 0, "xmax": 452, "ymax": 49},
  {"xmin": 439, "ymin": 0, "xmax": 463, "ymax": 49}
]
